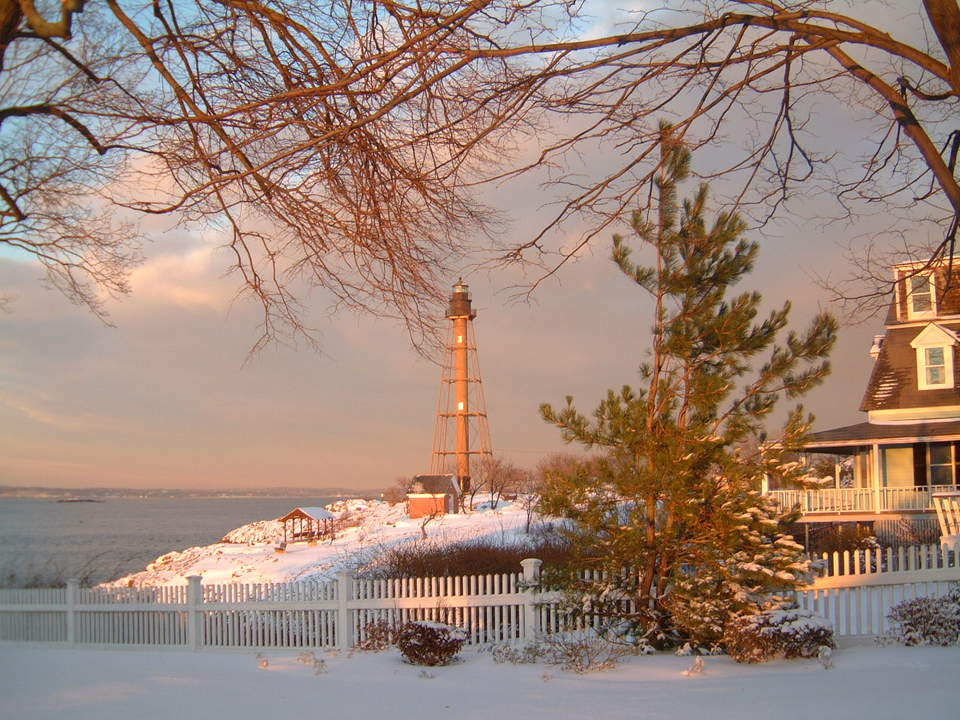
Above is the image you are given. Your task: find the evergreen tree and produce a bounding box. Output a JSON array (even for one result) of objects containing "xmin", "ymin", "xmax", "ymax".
[{"xmin": 539, "ymin": 127, "xmax": 837, "ymax": 648}]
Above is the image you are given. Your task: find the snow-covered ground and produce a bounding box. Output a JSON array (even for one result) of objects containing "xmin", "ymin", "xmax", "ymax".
[
  {"xmin": 109, "ymin": 499, "xmax": 535, "ymax": 586},
  {"xmin": 1, "ymin": 644, "xmax": 957, "ymax": 720}
]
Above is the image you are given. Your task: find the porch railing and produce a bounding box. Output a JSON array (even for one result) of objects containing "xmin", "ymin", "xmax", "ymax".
[{"xmin": 767, "ymin": 484, "xmax": 960, "ymax": 514}]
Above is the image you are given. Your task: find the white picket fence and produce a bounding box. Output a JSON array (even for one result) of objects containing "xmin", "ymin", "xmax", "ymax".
[
  {"xmin": 1, "ymin": 547, "xmax": 958, "ymax": 650},
  {"xmin": 793, "ymin": 541, "xmax": 960, "ymax": 637}
]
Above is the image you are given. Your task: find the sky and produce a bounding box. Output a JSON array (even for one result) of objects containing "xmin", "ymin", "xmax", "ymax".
[{"xmin": 0, "ymin": 1, "xmax": 939, "ymax": 492}]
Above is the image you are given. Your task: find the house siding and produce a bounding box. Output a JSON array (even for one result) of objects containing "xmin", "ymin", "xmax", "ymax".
[{"xmin": 894, "ymin": 267, "xmax": 960, "ymax": 322}]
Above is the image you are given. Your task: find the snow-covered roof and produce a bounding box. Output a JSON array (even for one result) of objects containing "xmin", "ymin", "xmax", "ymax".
[{"xmin": 281, "ymin": 506, "xmax": 335, "ymax": 521}]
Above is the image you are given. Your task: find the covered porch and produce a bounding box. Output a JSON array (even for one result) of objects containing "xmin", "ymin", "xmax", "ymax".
[{"xmin": 764, "ymin": 420, "xmax": 960, "ymax": 517}]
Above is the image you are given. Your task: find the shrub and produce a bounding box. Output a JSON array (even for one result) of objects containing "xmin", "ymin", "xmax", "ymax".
[
  {"xmin": 395, "ymin": 621, "xmax": 466, "ymax": 666},
  {"xmin": 491, "ymin": 642, "xmax": 545, "ymax": 665},
  {"xmin": 539, "ymin": 630, "xmax": 632, "ymax": 673},
  {"xmin": 357, "ymin": 619, "xmax": 396, "ymax": 651},
  {"xmin": 364, "ymin": 535, "xmax": 574, "ymax": 578},
  {"xmin": 724, "ymin": 608, "xmax": 835, "ymax": 663},
  {"xmin": 887, "ymin": 586, "xmax": 960, "ymax": 646}
]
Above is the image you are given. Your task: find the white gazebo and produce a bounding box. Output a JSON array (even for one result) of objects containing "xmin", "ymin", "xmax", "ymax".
[{"xmin": 279, "ymin": 507, "xmax": 335, "ymax": 544}]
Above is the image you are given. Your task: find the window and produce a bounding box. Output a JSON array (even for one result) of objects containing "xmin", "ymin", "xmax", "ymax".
[
  {"xmin": 881, "ymin": 446, "xmax": 914, "ymax": 488},
  {"xmin": 917, "ymin": 344, "xmax": 953, "ymax": 389},
  {"xmin": 907, "ymin": 274, "xmax": 936, "ymax": 318},
  {"xmin": 925, "ymin": 347, "xmax": 946, "ymax": 385},
  {"xmin": 928, "ymin": 443, "xmax": 955, "ymax": 486},
  {"xmin": 911, "ymin": 323, "xmax": 957, "ymax": 390}
]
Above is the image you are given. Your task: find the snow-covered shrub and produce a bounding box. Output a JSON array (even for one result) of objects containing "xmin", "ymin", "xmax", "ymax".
[
  {"xmin": 724, "ymin": 608, "xmax": 835, "ymax": 663},
  {"xmin": 491, "ymin": 642, "xmax": 545, "ymax": 664},
  {"xmin": 887, "ymin": 587, "xmax": 960, "ymax": 646},
  {"xmin": 539, "ymin": 630, "xmax": 630, "ymax": 673},
  {"xmin": 395, "ymin": 621, "xmax": 466, "ymax": 666},
  {"xmin": 357, "ymin": 619, "xmax": 396, "ymax": 651}
]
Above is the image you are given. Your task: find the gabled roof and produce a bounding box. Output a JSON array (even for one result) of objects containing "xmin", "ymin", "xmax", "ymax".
[
  {"xmin": 409, "ymin": 474, "xmax": 459, "ymax": 495},
  {"xmin": 279, "ymin": 506, "xmax": 335, "ymax": 522},
  {"xmin": 861, "ymin": 322, "xmax": 960, "ymax": 412},
  {"xmin": 909, "ymin": 322, "xmax": 960, "ymax": 347}
]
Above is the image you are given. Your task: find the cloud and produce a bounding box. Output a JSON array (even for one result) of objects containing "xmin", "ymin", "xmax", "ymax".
[{"xmin": 125, "ymin": 243, "xmax": 232, "ymax": 312}]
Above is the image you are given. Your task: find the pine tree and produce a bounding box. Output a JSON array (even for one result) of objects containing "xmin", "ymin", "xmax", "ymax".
[{"xmin": 539, "ymin": 126, "xmax": 837, "ymax": 648}]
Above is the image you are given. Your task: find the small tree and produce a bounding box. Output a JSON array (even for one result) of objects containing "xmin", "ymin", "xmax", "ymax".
[
  {"xmin": 539, "ymin": 127, "xmax": 836, "ymax": 648},
  {"xmin": 514, "ymin": 467, "xmax": 542, "ymax": 534},
  {"xmin": 382, "ymin": 477, "xmax": 414, "ymax": 505},
  {"xmin": 464, "ymin": 456, "xmax": 521, "ymax": 511}
]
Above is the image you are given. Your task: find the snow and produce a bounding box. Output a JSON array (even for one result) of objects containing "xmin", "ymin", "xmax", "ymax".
[
  {"xmin": 108, "ymin": 499, "xmax": 534, "ymax": 587},
  {"xmin": 1, "ymin": 644, "xmax": 957, "ymax": 720},
  {"xmin": 284, "ymin": 506, "xmax": 335, "ymax": 520}
]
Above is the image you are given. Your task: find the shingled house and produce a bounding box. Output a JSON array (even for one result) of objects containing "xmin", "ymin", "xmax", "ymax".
[{"xmin": 765, "ymin": 258, "xmax": 960, "ymax": 538}]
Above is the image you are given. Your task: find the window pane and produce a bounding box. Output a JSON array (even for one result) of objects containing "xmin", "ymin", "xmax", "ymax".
[
  {"xmin": 910, "ymin": 276, "xmax": 932, "ymax": 313},
  {"xmin": 930, "ymin": 443, "xmax": 952, "ymax": 465},
  {"xmin": 931, "ymin": 466, "xmax": 952, "ymax": 486},
  {"xmin": 927, "ymin": 366, "xmax": 945, "ymax": 385},
  {"xmin": 883, "ymin": 447, "xmax": 914, "ymax": 488},
  {"xmin": 926, "ymin": 347, "xmax": 944, "ymax": 365}
]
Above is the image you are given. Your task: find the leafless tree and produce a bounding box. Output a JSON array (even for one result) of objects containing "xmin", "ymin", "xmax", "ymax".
[
  {"xmin": 459, "ymin": 0, "xmax": 959, "ymax": 303},
  {"xmin": 0, "ymin": 0, "xmax": 542, "ymax": 347},
  {"xmin": 4, "ymin": 1, "xmax": 959, "ymax": 338},
  {"xmin": 467, "ymin": 455, "xmax": 524, "ymax": 510},
  {"xmin": 382, "ymin": 476, "xmax": 414, "ymax": 505},
  {"xmin": 514, "ymin": 466, "xmax": 542, "ymax": 534}
]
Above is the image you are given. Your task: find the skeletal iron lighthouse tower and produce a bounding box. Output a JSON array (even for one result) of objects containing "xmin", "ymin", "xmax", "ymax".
[{"xmin": 430, "ymin": 280, "xmax": 493, "ymax": 493}]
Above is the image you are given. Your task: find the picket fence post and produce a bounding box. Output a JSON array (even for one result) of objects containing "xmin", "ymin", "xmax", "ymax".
[
  {"xmin": 187, "ymin": 575, "xmax": 202, "ymax": 651},
  {"xmin": 336, "ymin": 571, "xmax": 352, "ymax": 651},
  {"xmin": 520, "ymin": 558, "xmax": 542, "ymax": 643},
  {"xmin": 66, "ymin": 578, "xmax": 78, "ymax": 645}
]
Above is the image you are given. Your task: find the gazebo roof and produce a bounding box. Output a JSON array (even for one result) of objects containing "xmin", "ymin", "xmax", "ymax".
[{"xmin": 279, "ymin": 506, "xmax": 335, "ymax": 522}]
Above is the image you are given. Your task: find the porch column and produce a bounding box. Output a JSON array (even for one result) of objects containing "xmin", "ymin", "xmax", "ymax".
[{"xmin": 871, "ymin": 443, "xmax": 882, "ymax": 514}]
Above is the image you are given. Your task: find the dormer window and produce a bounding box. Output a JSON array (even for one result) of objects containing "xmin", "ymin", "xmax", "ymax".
[
  {"xmin": 923, "ymin": 347, "xmax": 947, "ymax": 386},
  {"xmin": 910, "ymin": 322, "xmax": 958, "ymax": 390},
  {"xmin": 907, "ymin": 274, "xmax": 936, "ymax": 319}
]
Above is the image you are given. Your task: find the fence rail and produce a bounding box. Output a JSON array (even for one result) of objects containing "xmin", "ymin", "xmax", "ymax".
[
  {"xmin": 2, "ymin": 548, "xmax": 958, "ymax": 649},
  {"xmin": 810, "ymin": 541, "xmax": 960, "ymax": 585}
]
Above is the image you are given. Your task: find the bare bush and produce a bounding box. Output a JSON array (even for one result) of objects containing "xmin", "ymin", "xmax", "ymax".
[
  {"xmin": 361, "ymin": 535, "xmax": 572, "ymax": 578},
  {"xmin": 538, "ymin": 630, "xmax": 632, "ymax": 674},
  {"xmin": 357, "ymin": 619, "xmax": 397, "ymax": 652},
  {"xmin": 382, "ymin": 478, "xmax": 414, "ymax": 506}
]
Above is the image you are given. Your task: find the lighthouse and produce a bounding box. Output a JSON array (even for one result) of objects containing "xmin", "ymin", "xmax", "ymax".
[{"xmin": 429, "ymin": 280, "xmax": 493, "ymax": 494}]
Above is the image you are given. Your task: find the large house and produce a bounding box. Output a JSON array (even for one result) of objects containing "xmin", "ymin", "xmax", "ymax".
[{"xmin": 763, "ymin": 258, "xmax": 960, "ymax": 540}]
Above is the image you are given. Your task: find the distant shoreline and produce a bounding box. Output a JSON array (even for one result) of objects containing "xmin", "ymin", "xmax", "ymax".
[{"xmin": 0, "ymin": 486, "xmax": 378, "ymax": 500}]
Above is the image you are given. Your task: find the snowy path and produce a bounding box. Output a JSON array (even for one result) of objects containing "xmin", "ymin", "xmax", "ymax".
[{"xmin": 1, "ymin": 644, "xmax": 957, "ymax": 720}]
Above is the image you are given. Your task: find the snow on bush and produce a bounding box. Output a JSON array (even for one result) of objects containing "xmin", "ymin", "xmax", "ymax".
[
  {"xmin": 491, "ymin": 643, "xmax": 546, "ymax": 665},
  {"xmin": 395, "ymin": 621, "xmax": 466, "ymax": 666},
  {"xmin": 724, "ymin": 607, "xmax": 835, "ymax": 663},
  {"xmin": 887, "ymin": 586, "xmax": 960, "ymax": 646}
]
